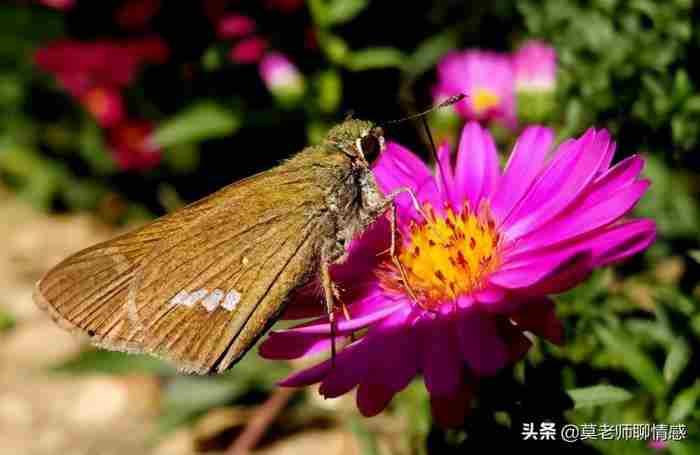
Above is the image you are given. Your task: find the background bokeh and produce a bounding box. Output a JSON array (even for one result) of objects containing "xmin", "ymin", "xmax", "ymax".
[{"xmin": 1, "ymin": 1, "xmax": 699, "ymax": 453}]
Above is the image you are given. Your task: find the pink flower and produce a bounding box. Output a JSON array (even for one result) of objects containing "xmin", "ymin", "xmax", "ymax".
[
  {"xmin": 35, "ymin": 38, "xmax": 168, "ymax": 94},
  {"xmin": 434, "ymin": 51, "xmax": 516, "ymax": 128},
  {"xmin": 264, "ymin": 0, "xmax": 305, "ymax": 13},
  {"xmin": 107, "ymin": 120, "xmax": 161, "ymax": 171},
  {"xmin": 115, "ymin": 0, "xmax": 161, "ymax": 30},
  {"xmin": 648, "ymin": 439, "xmax": 668, "ymax": 451},
  {"xmin": 217, "ymin": 13, "xmax": 257, "ymax": 39},
  {"xmin": 259, "ymin": 52, "xmax": 305, "ymax": 103},
  {"xmin": 81, "ymin": 87, "xmax": 125, "ymax": 128},
  {"xmin": 513, "ymin": 40, "xmax": 557, "ymax": 93},
  {"xmin": 228, "ymin": 36, "xmax": 268, "ymax": 64},
  {"xmin": 37, "ymin": 0, "xmax": 75, "ymax": 10},
  {"xmin": 260, "ymin": 122, "xmax": 655, "ymax": 423},
  {"xmin": 35, "ymin": 38, "xmax": 168, "ymax": 126}
]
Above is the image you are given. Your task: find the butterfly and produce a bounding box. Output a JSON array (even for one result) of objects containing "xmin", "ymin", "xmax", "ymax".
[{"xmin": 34, "ymin": 95, "xmax": 465, "ymax": 375}]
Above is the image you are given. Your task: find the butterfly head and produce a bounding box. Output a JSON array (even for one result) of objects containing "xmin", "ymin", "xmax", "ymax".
[{"xmin": 324, "ymin": 119, "xmax": 385, "ymax": 165}]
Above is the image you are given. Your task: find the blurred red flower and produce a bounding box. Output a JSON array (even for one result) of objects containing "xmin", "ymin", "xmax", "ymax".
[
  {"xmin": 35, "ymin": 37, "xmax": 168, "ymax": 125},
  {"xmin": 217, "ymin": 13, "xmax": 256, "ymax": 39},
  {"xmin": 81, "ymin": 87, "xmax": 125, "ymax": 128},
  {"xmin": 265, "ymin": 0, "xmax": 304, "ymax": 13},
  {"xmin": 37, "ymin": 0, "xmax": 75, "ymax": 10},
  {"xmin": 107, "ymin": 120, "xmax": 162, "ymax": 171},
  {"xmin": 115, "ymin": 0, "xmax": 161, "ymax": 30},
  {"xmin": 228, "ymin": 36, "xmax": 268, "ymax": 64}
]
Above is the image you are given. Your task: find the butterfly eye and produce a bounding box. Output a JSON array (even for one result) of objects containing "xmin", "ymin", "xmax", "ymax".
[{"xmin": 360, "ymin": 134, "xmax": 381, "ymax": 159}]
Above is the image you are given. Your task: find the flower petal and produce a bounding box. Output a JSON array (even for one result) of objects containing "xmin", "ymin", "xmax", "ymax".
[
  {"xmin": 430, "ymin": 382, "xmax": 475, "ymax": 428},
  {"xmin": 457, "ymin": 304, "xmax": 509, "ymax": 376},
  {"xmin": 274, "ymin": 300, "xmax": 405, "ymax": 336},
  {"xmin": 597, "ymin": 138, "xmax": 616, "ymax": 175},
  {"xmin": 418, "ymin": 313, "xmax": 464, "ymax": 397},
  {"xmin": 454, "ymin": 122, "xmax": 500, "ymax": 207},
  {"xmin": 259, "ymin": 329, "xmax": 346, "ymax": 360},
  {"xmin": 510, "ymin": 298, "xmax": 564, "ymax": 345},
  {"xmin": 491, "ymin": 126, "xmax": 553, "ymax": 223},
  {"xmin": 354, "ymin": 310, "xmax": 418, "ymax": 416},
  {"xmin": 278, "ymin": 359, "xmax": 332, "ymax": 387},
  {"xmin": 356, "ymin": 381, "xmax": 395, "ymax": 417},
  {"xmin": 489, "ymin": 250, "xmax": 591, "ymax": 290},
  {"xmin": 319, "ymin": 339, "xmax": 371, "ymax": 398},
  {"xmin": 507, "ymin": 178, "xmax": 649, "ymax": 255},
  {"xmin": 503, "ymin": 129, "xmax": 611, "ymax": 239},
  {"xmin": 496, "ymin": 319, "xmax": 532, "ymax": 361},
  {"xmin": 435, "ymin": 142, "xmax": 456, "ymax": 209},
  {"xmin": 374, "ymin": 141, "xmax": 442, "ymax": 220},
  {"xmin": 590, "ymin": 219, "xmax": 656, "ymax": 267}
]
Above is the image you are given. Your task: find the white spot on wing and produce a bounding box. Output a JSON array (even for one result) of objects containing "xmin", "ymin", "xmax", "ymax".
[
  {"xmin": 184, "ymin": 289, "xmax": 208, "ymax": 307},
  {"xmin": 170, "ymin": 290, "xmax": 188, "ymax": 306},
  {"xmin": 202, "ymin": 289, "xmax": 224, "ymax": 312},
  {"xmin": 223, "ymin": 290, "xmax": 241, "ymax": 311}
]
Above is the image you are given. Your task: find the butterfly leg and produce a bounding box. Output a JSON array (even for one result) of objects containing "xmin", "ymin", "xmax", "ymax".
[
  {"xmin": 320, "ymin": 240, "xmax": 346, "ymax": 368},
  {"xmin": 387, "ymin": 200, "xmax": 419, "ymax": 304},
  {"xmin": 386, "ymin": 186, "xmax": 429, "ymax": 221}
]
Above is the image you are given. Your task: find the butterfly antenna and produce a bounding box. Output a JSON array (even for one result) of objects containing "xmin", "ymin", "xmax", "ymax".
[
  {"xmin": 421, "ymin": 114, "xmax": 439, "ymax": 164},
  {"xmin": 378, "ymin": 93, "xmax": 466, "ymax": 127}
]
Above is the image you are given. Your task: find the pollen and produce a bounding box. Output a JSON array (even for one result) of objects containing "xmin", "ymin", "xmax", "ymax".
[
  {"xmin": 472, "ymin": 88, "xmax": 501, "ymax": 114},
  {"xmin": 380, "ymin": 202, "xmax": 501, "ymax": 309}
]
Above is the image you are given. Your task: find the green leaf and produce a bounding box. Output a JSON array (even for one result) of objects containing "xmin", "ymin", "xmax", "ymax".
[
  {"xmin": 595, "ymin": 325, "xmax": 666, "ymax": 397},
  {"xmin": 0, "ymin": 308, "xmax": 15, "ymax": 332},
  {"xmin": 309, "ymin": 0, "xmax": 369, "ymax": 27},
  {"xmin": 317, "ymin": 69, "xmax": 342, "ymax": 113},
  {"xmin": 689, "ymin": 250, "xmax": 700, "ymax": 264},
  {"xmin": 79, "ymin": 120, "xmax": 116, "ymax": 174},
  {"xmin": 663, "ymin": 338, "xmax": 690, "ymax": 385},
  {"xmin": 403, "ymin": 32, "xmax": 458, "ymax": 77},
  {"xmin": 345, "ymin": 47, "xmax": 406, "ymax": 71},
  {"xmin": 566, "ymin": 385, "xmax": 633, "ymax": 409},
  {"xmin": 152, "ymin": 102, "xmax": 240, "ymax": 148},
  {"xmin": 163, "ymin": 143, "xmax": 200, "ymax": 174},
  {"xmin": 347, "ymin": 416, "xmax": 379, "ymax": 455},
  {"xmin": 317, "ymin": 32, "xmax": 349, "ymax": 64},
  {"xmin": 163, "ymin": 376, "xmax": 246, "ymax": 415},
  {"xmin": 668, "ymin": 381, "xmax": 700, "ymax": 422},
  {"xmin": 53, "ymin": 350, "xmax": 174, "ymax": 375}
]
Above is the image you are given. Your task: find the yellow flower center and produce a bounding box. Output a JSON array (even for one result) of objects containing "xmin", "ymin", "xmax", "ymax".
[
  {"xmin": 472, "ymin": 88, "xmax": 501, "ymax": 114},
  {"xmin": 380, "ymin": 203, "xmax": 502, "ymax": 309}
]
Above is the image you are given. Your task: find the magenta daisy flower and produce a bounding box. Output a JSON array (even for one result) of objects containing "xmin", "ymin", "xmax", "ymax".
[
  {"xmin": 260, "ymin": 122, "xmax": 655, "ymax": 425},
  {"xmin": 434, "ymin": 51, "xmax": 516, "ymax": 129},
  {"xmin": 259, "ymin": 52, "xmax": 305, "ymax": 105},
  {"xmin": 513, "ymin": 40, "xmax": 557, "ymax": 93}
]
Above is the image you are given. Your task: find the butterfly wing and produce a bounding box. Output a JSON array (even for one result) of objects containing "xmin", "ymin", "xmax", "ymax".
[{"xmin": 34, "ymin": 157, "xmax": 338, "ymax": 374}]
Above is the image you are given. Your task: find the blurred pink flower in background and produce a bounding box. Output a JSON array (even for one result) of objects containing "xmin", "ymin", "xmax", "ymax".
[
  {"xmin": 259, "ymin": 52, "xmax": 305, "ymax": 104},
  {"xmin": 265, "ymin": 0, "xmax": 305, "ymax": 13},
  {"xmin": 81, "ymin": 87, "xmax": 125, "ymax": 128},
  {"xmin": 648, "ymin": 439, "xmax": 668, "ymax": 451},
  {"xmin": 261, "ymin": 121, "xmax": 655, "ymax": 425},
  {"xmin": 434, "ymin": 51, "xmax": 516, "ymax": 129},
  {"xmin": 35, "ymin": 38, "xmax": 168, "ymax": 126},
  {"xmin": 115, "ymin": 0, "xmax": 161, "ymax": 30},
  {"xmin": 229, "ymin": 36, "xmax": 268, "ymax": 64},
  {"xmin": 107, "ymin": 120, "xmax": 161, "ymax": 171},
  {"xmin": 37, "ymin": 0, "xmax": 74, "ymax": 10},
  {"xmin": 217, "ymin": 13, "xmax": 257, "ymax": 39},
  {"xmin": 513, "ymin": 40, "xmax": 557, "ymax": 93}
]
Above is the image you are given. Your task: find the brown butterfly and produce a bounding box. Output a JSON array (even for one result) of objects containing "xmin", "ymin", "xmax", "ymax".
[{"xmin": 34, "ymin": 96, "xmax": 464, "ymax": 375}]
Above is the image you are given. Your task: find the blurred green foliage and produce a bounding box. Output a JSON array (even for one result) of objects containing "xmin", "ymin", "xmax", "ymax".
[
  {"xmin": 519, "ymin": 0, "xmax": 700, "ymax": 153},
  {"xmin": 2, "ymin": 1, "xmax": 699, "ymax": 453}
]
